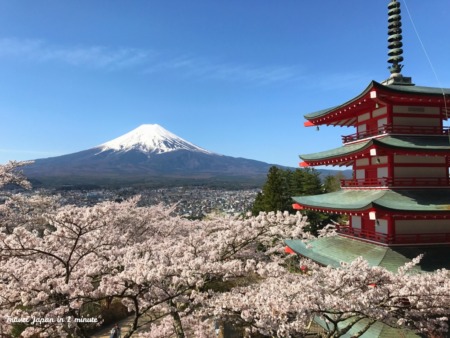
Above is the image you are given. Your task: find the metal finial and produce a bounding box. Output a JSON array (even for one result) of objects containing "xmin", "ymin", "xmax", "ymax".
[{"xmin": 387, "ymin": 0, "xmax": 404, "ymax": 76}]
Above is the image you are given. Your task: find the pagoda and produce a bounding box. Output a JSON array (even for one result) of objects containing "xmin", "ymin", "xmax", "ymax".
[{"xmin": 286, "ymin": 0, "xmax": 450, "ymax": 272}]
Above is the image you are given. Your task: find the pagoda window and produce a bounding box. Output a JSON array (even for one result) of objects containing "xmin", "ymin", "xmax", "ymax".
[
  {"xmin": 357, "ymin": 123, "xmax": 367, "ymax": 135},
  {"xmin": 358, "ymin": 112, "xmax": 371, "ymax": 122},
  {"xmin": 351, "ymin": 216, "xmax": 361, "ymax": 229},
  {"xmin": 356, "ymin": 169, "xmax": 365, "ymax": 180},
  {"xmin": 377, "ymin": 167, "xmax": 388, "ymax": 184},
  {"xmin": 355, "ymin": 158, "xmax": 369, "ymax": 166},
  {"xmin": 371, "ymin": 155, "xmax": 387, "ymax": 165},
  {"xmin": 377, "ymin": 117, "xmax": 387, "ymax": 130},
  {"xmin": 376, "ymin": 218, "xmax": 388, "ymax": 235},
  {"xmin": 372, "ymin": 106, "xmax": 387, "ymax": 118}
]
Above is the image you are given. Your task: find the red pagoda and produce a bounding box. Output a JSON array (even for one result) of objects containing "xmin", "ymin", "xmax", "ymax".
[{"xmin": 285, "ymin": 0, "xmax": 450, "ymax": 272}]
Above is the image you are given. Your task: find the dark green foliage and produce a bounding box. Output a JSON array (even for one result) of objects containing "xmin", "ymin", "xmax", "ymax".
[
  {"xmin": 303, "ymin": 210, "xmax": 338, "ymax": 236},
  {"xmin": 10, "ymin": 322, "xmax": 28, "ymax": 338},
  {"xmin": 283, "ymin": 254, "xmax": 302, "ymax": 273},
  {"xmin": 261, "ymin": 166, "xmax": 291, "ymax": 212},
  {"xmin": 252, "ymin": 192, "xmax": 265, "ymax": 214},
  {"xmin": 252, "ymin": 166, "xmax": 323, "ymax": 214},
  {"xmin": 251, "ymin": 166, "xmax": 292, "ymax": 214},
  {"xmin": 252, "ymin": 166, "xmax": 342, "ymax": 234},
  {"xmin": 323, "ymin": 172, "xmax": 346, "ymax": 193},
  {"xmin": 290, "ymin": 167, "xmax": 322, "ymax": 196}
]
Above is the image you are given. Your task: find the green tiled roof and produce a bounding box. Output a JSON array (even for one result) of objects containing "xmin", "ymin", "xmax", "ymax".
[
  {"xmin": 304, "ymin": 81, "xmax": 450, "ymax": 120},
  {"xmin": 285, "ymin": 237, "xmax": 414, "ymax": 272},
  {"xmin": 374, "ymin": 189, "xmax": 450, "ymax": 212},
  {"xmin": 292, "ymin": 189, "xmax": 450, "ymax": 213},
  {"xmin": 293, "ymin": 190, "xmax": 384, "ymax": 211},
  {"xmin": 300, "ymin": 140, "xmax": 370, "ymax": 161},
  {"xmin": 378, "ymin": 135, "xmax": 450, "ymax": 150},
  {"xmin": 388, "ymin": 83, "xmax": 450, "ymax": 95},
  {"xmin": 289, "ymin": 236, "xmax": 447, "ymax": 337},
  {"xmin": 294, "ymin": 189, "xmax": 450, "ymax": 213},
  {"xmin": 284, "ymin": 236, "xmax": 450, "ymax": 272},
  {"xmin": 300, "ymin": 135, "xmax": 450, "ymax": 162}
]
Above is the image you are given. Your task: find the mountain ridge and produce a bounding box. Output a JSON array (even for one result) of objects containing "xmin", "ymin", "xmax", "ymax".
[{"xmin": 23, "ymin": 124, "xmax": 284, "ymax": 188}]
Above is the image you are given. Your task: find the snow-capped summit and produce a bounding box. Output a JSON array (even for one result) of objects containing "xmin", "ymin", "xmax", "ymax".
[
  {"xmin": 99, "ymin": 124, "xmax": 212, "ymax": 154},
  {"xmin": 24, "ymin": 123, "xmax": 279, "ymax": 187}
]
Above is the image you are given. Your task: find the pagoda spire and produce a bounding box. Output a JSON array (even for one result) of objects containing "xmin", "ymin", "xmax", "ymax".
[
  {"xmin": 382, "ymin": 0, "xmax": 413, "ymax": 85},
  {"xmin": 387, "ymin": 0, "xmax": 403, "ymax": 75}
]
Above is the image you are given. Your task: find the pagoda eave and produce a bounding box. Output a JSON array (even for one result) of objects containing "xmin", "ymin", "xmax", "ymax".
[
  {"xmin": 284, "ymin": 237, "xmax": 450, "ymax": 272},
  {"xmin": 293, "ymin": 189, "xmax": 450, "ymax": 215},
  {"xmin": 304, "ymin": 81, "xmax": 450, "ymax": 127},
  {"xmin": 301, "ymin": 148, "xmax": 450, "ymax": 167},
  {"xmin": 300, "ymin": 135, "xmax": 450, "ymax": 167},
  {"xmin": 293, "ymin": 203, "xmax": 450, "ymax": 221}
]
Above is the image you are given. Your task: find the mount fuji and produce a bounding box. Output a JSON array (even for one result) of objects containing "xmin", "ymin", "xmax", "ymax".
[{"xmin": 23, "ymin": 124, "xmax": 280, "ymax": 188}]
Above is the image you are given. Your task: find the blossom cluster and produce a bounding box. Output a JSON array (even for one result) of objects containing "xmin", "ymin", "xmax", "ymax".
[{"xmin": 0, "ymin": 162, "xmax": 448, "ymax": 338}]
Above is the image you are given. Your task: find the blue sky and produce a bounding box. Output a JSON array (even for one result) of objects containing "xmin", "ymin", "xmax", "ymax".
[{"xmin": 1, "ymin": 1, "xmax": 449, "ymax": 167}]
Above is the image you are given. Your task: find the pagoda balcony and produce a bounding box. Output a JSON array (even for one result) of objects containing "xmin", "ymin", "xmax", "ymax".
[
  {"xmin": 342, "ymin": 124, "xmax": 450, "ymax": 144},
  {"xmin": 340, "ymin": 176, "xmax": 449, "ymax": 188},
  {"xmin": 336, "ymin": 225, "xmax": 450, "ymax": 245}
]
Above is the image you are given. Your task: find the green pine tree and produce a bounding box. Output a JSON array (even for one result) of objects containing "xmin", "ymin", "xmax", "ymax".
[
  {"xmin": 323, "ymin": 172, "xmax": 346, "ymax": 193},
  {"xmin": 252, "ymin": 166, "xmax": 343, "ymax": 233},
  {"xmin": 252, "ymin": 166, "xmax": 291, "ymax": 214}
]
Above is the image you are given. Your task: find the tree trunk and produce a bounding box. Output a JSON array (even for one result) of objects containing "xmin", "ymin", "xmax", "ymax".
[{"xmin": 169, "ymin": 300, "xmax": 185, "ymax": 338}]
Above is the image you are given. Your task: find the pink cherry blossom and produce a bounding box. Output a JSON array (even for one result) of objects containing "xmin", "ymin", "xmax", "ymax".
[{"xmin": 0, "ymin": 162, "xmax": 449, "ymax": 338}]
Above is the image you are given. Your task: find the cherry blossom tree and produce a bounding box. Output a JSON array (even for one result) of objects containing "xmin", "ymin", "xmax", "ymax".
[
  {"xmin": 1, "ymin": 162, "xmax": 449, "ymax": 338},
  {"xmin": 0, "ymin": 161, "xmax": 32, "ymax": 189},
  {"xmin": 92, "ymin": 209, "xmax": 308, "ymax": 338},
  {"xmin": 0, "ymin": 204, "xmax": 308, "ymax": 337},
  {"xmin": 0, "ymin": 163, "xmax": 308, "ymax": 337},
  {"xmin": 206, "ymin": 256, "xmax": 450, "ymax": 337},
  {"xmin": 0, "ymin": 198, "xmax": 140, "ymax": 337}
]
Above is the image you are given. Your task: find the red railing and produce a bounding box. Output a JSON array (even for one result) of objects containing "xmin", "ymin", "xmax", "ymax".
[
  {"xmin": 337, "ymin": 226, "xmax": 393, "ymax": 244},
  {"xmin": 341, "ymin": 177, "xmax": 449, "ymax": 188},
  {"xmin": 336, "ymin": 225, "xmax": 450, "ymax": 245},
  {"xmin": 342, "ymin": 124, "xmax": 450, "ymax": 143},
  {"xmin": 342, "ymin": 126, "xmax": 387, "ymax": 143},
  {"xmin": 341, "ymin": 178, "xmax": 388, "ymax": 187}
]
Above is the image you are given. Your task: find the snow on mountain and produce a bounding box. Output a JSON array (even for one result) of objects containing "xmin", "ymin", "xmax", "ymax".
[
  {"xmin": 22, "ymin": 123, "xmax": 297, "ymax": 188},
  {"xmin": 99, "ymin": 124, "xmax": 212, "ymax": 155}
]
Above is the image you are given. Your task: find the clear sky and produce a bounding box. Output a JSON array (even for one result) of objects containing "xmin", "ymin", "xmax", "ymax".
[{"xmin": 1, "ymin": 1, "xmax": 449, "ymax": 167}]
